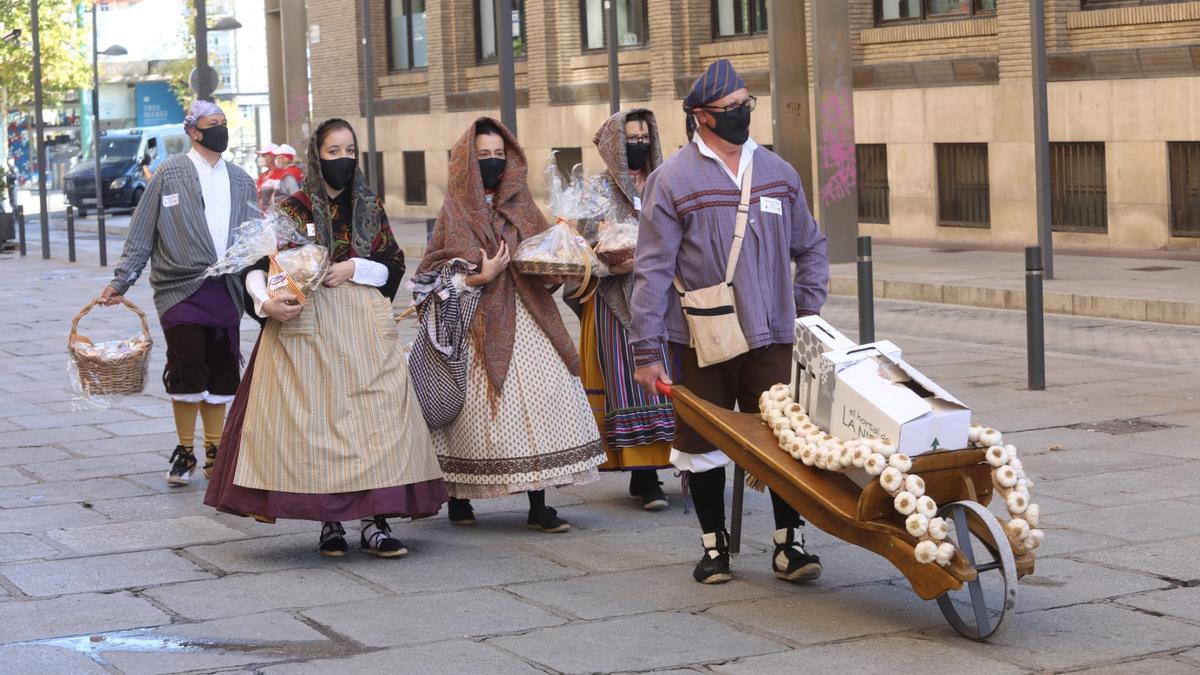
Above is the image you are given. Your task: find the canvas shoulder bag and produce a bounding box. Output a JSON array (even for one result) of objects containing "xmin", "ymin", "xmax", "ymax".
[{"xmin": 673, "ymin": 160, "xmax": 753, "ymax": 368}]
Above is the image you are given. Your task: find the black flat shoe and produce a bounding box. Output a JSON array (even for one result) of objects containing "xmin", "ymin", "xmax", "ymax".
[
  {"xmin": 632, "ymin": 481, "xmax": 669, "ymax": 512},
  {"xmin": 319, "ymin": 522, "xmax": 347, "ymax": 558},
  {"xmin": 526, "ymin": 506, "xmax": 570, "ymax": 533},
  {"xmin": 361, "ymin": 516, "xmax": 408, "ymax": 558},
  {"xmin": 447, "ymin": 498, "xmax": 476, "ymax": 526}
]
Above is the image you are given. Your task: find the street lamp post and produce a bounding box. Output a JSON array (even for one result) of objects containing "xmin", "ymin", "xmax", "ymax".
[
  {"xmin": 31, "ymin": 0, "xmax": 50, "ymax": 259},
  {"xmin": 192, "ymin": 1, "xmax": 242, "ymax": 102},
  {"xmin": 91, "ymin": 3, "xmax": 126, "ymax": 267}
]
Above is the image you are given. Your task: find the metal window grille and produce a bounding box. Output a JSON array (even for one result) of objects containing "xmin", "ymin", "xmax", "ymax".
[
  {"xmin": 581, "ymin": 0, "xmax": 649, "ymax": 51},
  {"xmin": 403, "ymin": 151, "xmax": 426, "ymax": 205},
  {"xmin": 553, "ymin": 147, "xmax": 584, "ymax": 180},
  {"xmin": 1051, "ymin": 143, "xmax": 1108, "ymax": 233},
  {"xmin": 936, "ymin": 143, "xmax": 990, "ymax": 228},
  {"xmin": 856, "ymin": 144, "xmax": 890, "ymax": 224},
  {"xmin": 712, "ymin": 0, "xmax": 768, "ymax": 38},
  {"xmin": 1169, "ymin": 142, "xmax": 1200, "ymax": 237},
  {"xmin": 876, "ymin": 0, "xmax": 995, "ymax": 24}
]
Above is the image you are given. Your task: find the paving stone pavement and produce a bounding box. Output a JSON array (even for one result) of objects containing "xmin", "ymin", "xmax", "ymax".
[{"xmin": 1, "ymin": 238, "xmax": 1199, "ymax": 673}]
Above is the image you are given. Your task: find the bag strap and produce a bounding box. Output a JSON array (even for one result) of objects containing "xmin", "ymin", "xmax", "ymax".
[
  {"xmin": 724, "ymin": 159, "xmax": 754, "ymax": 284},
  {"xmin": 673, "ymin": 157, "xmax": 755, "ymax": 294}
]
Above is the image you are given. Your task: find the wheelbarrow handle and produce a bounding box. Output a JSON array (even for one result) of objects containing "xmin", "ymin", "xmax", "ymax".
[{"xmin": 655, "ymin": 381, "xmax": 673, "ymax": 398}]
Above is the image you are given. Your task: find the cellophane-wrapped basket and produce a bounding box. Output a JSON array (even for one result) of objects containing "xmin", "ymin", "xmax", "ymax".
[
  {"xmin": 512, "ymin": 152, "xmax": 610, "ymax": 277},
  {"xmin": 68, "ymin": 298, "xmax": 153, "ymax": 397},
  {"xmin": 595, "ymin": 216, "xmax": 638, "ymax": 267}
]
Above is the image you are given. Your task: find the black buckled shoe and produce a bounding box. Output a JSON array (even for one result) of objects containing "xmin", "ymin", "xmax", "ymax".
[
  {"xmin": 693, "ymin": 530, "xmax": 732, "ymax": 584},
  {"xmin": 166, "ymin": 445, "xmax": 197, "ymax": 486},
  {"xmin": 319, "ymin": 522, "xmax": 348, "ymax": 557},
  {"xmin": 203, "ymin": 444, "xmax": 218, "ymax": 480},
  {"xmin": 526, "ymin": 506, "xmax": 570, "ymax": 533},
  {"xmin": 772, "ymin": 527, "xmax": 822, "ymax": 582},
  {"xmin": 447, "ymin": 498, "xmax": 476, "ymax": 526},
  {"xmin": 361, "ymin": 516, "xmax": 408, "ymax": 558}
]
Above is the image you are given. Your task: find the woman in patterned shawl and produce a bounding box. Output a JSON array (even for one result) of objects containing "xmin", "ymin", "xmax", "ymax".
[
  {"xmin": 571, "ymin": 109, "xmax": 677, "ymax": 511},
  {"xmin": 416, "ymin": 117, "xmax": 604, "ymax": 533},
  {"xmin": 205, "ymin": 118, "xmax": 447, "ymax": 558}
]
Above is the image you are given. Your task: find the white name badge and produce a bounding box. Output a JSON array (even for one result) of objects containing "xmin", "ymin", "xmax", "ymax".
[
  {"xmin": 760, "ymin": 196, "xmax": 783, "ymax": 216},
  {"xmin": 633, "ymin": 196, "xmax": 643, "ymax": 212},
  {"xmin": 306, "ymin": 222, "xmax": 316, "ymax": 237},
  {"xmin": 162, "ymin": 193, "xmax": 180, "ymax": 208}
]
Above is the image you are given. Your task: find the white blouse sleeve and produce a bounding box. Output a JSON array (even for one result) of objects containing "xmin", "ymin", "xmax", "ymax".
[
  {"xmin": 350, "ymin": 258, "xmax": 390, "ymax": 288},
  {"xmin": 246, "ymin": 269, "xmax": 269, "ymax": 318}
]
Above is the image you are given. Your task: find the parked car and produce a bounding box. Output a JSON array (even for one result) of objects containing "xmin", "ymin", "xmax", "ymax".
[{"xmin": 65, "ymin": 125, "xmax": 190, "ymax": 216}]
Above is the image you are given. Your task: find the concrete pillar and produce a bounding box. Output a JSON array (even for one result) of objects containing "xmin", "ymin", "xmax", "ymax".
[{"xmin": 266, "ymin": 0, "xmax": 310, "ymax": 150}]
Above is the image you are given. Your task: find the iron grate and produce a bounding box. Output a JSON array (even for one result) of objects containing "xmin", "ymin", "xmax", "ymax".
[{"xmin": 1069, "ymin": 418, "xmax": 1181, "ymax": 435}]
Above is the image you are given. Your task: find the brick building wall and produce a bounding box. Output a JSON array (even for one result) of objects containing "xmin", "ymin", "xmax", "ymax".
[{"xmin": 296, "ymin": 0, "xmax": 1200, "ymax": 251}]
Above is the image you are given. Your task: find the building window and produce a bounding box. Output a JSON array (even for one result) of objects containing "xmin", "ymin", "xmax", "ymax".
[
  {"xmin": 857, "ymin": 144, "xmax": 889, "ymax": 224},
  {"xmin": 552, "ymin": 147, "xmax": 584, "ymax": 181},
  {"xmin": 936, "ymin": 143, "xmax": 990, "ymax": 228},
  {"xmin": 1051, "ymin": 143, "xmax": 1107, "ymax": 233},
  {"xmin": 1083, "ymin": 0, "xmax": 1191, "ymax": 7},
  {"xmin": 477, "ymin": 0, "xmax": 527, "ymax": 62},
  {"xmin": 404, "ymin": 151, "xmax": 426, "ymax": 205},
  {"xmin": 713, "ymin": 0, "xmax": 768, "ymax": 38},
  {"xmin": 582, "ymin": 0, "xmax": 649, "ymax": 51},
  {"xmin": 388, "ymin": 0, "xmax": 428, "ymax": 71},
  {"xmin": 1169, "ymin": 142, "xmax": 1200, "ymax": 237},
  {"xmin": 876, "ymin": 0, "xmax": 996, "ymax": 24}
]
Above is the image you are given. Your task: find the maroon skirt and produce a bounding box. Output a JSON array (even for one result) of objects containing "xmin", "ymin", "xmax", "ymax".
[{"xmin": 204, "ymin": 340, "xmax": 449, "ymax": 522}]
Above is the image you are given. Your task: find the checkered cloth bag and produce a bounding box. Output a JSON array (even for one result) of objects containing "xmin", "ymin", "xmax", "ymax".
[{"xmin": 407, "ymin": 259, "xmax": 481, "ymax": 429}]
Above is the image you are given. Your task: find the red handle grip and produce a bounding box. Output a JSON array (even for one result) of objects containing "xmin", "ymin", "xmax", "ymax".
[{"xmin": 655, "ymin": 381, "xmax": 673, "ymax": 397}]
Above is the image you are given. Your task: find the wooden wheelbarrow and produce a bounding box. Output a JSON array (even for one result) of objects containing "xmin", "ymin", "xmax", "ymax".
[{"xmin": 659, "ymin": 383, "xmax": 1035, "ymax": 641}]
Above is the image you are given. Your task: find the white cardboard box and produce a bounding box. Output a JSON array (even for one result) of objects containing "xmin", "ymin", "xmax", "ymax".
[
  {"xmin": 829, "ymin": 353, "xmax": 970, "ymax": 457},
  {"xmin": 811, "ymin": 341, "xmax": 902, "ymax": 430},
  {"xmin": 791, "ymin": 316, "xmax": 857, "ymax": 415}
]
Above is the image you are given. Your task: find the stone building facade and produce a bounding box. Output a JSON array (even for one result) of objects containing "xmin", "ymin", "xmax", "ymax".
[{"xmin": 293, "ymin": 0, "xmax": 1200, "ymax": 252}]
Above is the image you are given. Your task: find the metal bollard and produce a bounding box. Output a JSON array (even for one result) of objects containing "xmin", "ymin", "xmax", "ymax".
[
  {"xmin": 1025, "ymin": 246, "xmax": 1046, "ymax": 391},
  {"xmin": 856, "ymin": 236, "xmax": 875, "ymax": 343},
  {"xmin": 15, "ymin": 205, "xmax": 25, "ymax": 257},
  {"xmin": 66, "ymin": 205, "xmax": 76, "ymax": 263},
  {"xmin": 97, "ymin": 202, "xmax": 107, "ymax": 267}
]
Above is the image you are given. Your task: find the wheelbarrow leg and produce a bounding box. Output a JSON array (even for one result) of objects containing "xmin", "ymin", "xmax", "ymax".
[{"xmin": 730, "ymin": 465, "xmax": 745, "ymax": 555}]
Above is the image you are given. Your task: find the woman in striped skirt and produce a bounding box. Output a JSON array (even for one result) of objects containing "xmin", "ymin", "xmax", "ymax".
[{"xmin": 205, "ymin": 119, "xmax": 448, "ymax": 558}]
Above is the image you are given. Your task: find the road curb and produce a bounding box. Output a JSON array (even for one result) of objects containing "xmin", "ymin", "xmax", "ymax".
[{"xmin": 829, "ymin": 275, "xmax": 1200, "ymax": 327}]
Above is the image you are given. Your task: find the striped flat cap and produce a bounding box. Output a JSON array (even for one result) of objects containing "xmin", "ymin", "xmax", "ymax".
[{"xmin": 683, "ymin": 59, "xmax": 747, "ymax": 112}]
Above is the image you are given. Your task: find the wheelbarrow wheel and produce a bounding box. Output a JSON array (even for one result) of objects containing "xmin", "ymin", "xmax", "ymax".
[{"xmin": 934, "ymin": 500, "xmax": 1017, "ymax": 641}]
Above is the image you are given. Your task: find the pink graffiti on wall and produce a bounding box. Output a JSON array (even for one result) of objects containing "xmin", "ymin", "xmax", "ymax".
[{"xmin": 818, "ymin": 85, "xmax": 857, "ymax": 207}]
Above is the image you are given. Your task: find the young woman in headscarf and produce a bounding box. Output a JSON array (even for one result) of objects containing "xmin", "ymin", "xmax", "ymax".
[
  {"xmin": 568, "ymin": 109, "xmax": 676, "ymax": 511},
  {"xmin": 205, "ymin": 118, "xmax": 447, "ymax": 558},
  {"xmin": 417, "ymin": 117, "xmax": 605, "ymax": 533}
]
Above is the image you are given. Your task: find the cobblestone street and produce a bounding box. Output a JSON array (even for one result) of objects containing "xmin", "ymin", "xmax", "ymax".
[{"xmin": 1, "ymin": 233, "xmax": 1198, "ymax": 673}]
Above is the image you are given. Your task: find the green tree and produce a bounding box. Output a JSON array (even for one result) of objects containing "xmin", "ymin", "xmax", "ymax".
[{"xmin": 0, "ymin": 0, "xmax": 91, "ymax": 108}]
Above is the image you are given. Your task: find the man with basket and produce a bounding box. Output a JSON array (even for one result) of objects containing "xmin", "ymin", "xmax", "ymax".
[
  {"xmin": 631, "ymin": 60, "xmax": 831, "ymax": 585},
  {"xmin": 99, "ymin": 101, "xmax": 258, "ymax": 486}
]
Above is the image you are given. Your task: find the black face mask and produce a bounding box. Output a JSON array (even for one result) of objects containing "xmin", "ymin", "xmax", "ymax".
[
  {"xmin": 706, "ymin": 105, "xmax": 752, "ymax": 146},
  {"xmin": 320, "ymin": 157, "xmax": 357, "ymax": 191},
  {"xmin": 626, "ymin": 143, "xmax": 650, "ymax": 172},
  {"xmin": 196, "ymin": 125, "xmax": 229, "ymax": 153},
  {"xmin": 479, "ymin": 157, "xmax": 506, "ymax": 191}
]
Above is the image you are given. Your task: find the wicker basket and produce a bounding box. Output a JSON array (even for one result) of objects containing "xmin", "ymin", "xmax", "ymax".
[
  {"xmin": 596, "ymin": 248, "xmax": 635, "ymax": 267},
  {"xmin": 511, "ymin": 260, "xmax": 587, "ymax": 276},
  {"xmin": 68, "ymin": 297, "xmax": 154, "ymax": 396}
]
